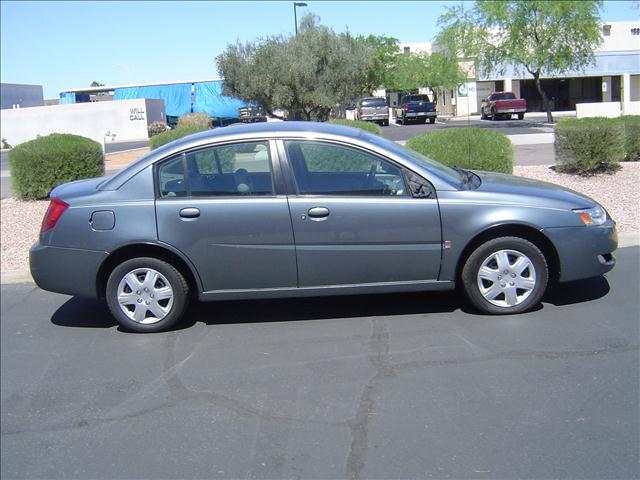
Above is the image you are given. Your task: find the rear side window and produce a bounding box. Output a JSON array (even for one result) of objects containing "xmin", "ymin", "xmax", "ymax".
[
  {"xmin": 157, "ymin": 141, "xmax": 274, "ymax": 197},
  {"xmin": 361, "ymin": 98, "xmax": 387, "ymax": 107}
]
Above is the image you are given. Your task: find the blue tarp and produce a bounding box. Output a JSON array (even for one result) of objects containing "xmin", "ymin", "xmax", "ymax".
[
  {"xmin": 59, "ymin": 92, "xmax": 76, "ymax": 104},
  {"xmin": 114, "ymin": 83, "xmax": 193, "ymax": 116},
  {"xmin": 113, "ymin": 81, "xmax": 249, "ymax": 118},
  {"xmin": 193, "ymin": 81, "xmax": 249, "ymax": 118}
]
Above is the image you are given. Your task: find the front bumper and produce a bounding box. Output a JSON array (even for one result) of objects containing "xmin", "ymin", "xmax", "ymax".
[
  {"xmin": 30, "ymin": 243, "xmax": 108, "ymax": 299},
  {"xmin": 543, "ymin": 222, "xmax": 618, "ymax": 282}
]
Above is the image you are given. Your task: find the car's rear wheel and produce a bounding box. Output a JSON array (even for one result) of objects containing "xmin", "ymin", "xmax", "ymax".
[
  {"xmin": 429, "ymin": 117, "xmax": 436, "ymax": 124},
  {"xmin": 462, "ymin": 237, "xmax": 548, "ymax": 314},
  {"xmin": 106, "ymin": 257, "xmax": 189, "ymax": 332},
  {"xmin": 518, "ymin": 112, "xmax": 525, "ymax": 120}
]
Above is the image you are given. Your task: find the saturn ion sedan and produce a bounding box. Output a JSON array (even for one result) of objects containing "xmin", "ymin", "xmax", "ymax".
[{"xmin": 30, "ymin": 122, "xmax": 617, "ymax": 332}]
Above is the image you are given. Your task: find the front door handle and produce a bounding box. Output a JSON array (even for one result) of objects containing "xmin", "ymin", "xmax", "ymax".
[
  {"xmin": 308, "ymin": 207, "xmax": 330, "ymax": 218},
  {"xmin": 179, "ymin": 207, "xmax": 200, "ymax": 219}
]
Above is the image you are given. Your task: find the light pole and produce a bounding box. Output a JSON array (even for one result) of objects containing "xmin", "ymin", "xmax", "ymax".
[
  {"xmin": 114, "ymin": 63, "xmax": 132, "ymax": 84},
  {"xmin": 293, "ymin": 2, "xmax": 307, "ymax": 35}
]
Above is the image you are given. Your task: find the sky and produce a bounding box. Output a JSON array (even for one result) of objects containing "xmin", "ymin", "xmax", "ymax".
[{"xmin": 1, "ymin": 0, "xmax": 638, "ymax": 98}]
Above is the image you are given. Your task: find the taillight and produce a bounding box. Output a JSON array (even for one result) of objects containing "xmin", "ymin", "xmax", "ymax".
[
  {"xmin": 402, "ymin": 103, "xmax": 409, "ymax": 111},
  {"xmin": 41, "ymin": 197, "xmax": 68, "ymax": 233}
]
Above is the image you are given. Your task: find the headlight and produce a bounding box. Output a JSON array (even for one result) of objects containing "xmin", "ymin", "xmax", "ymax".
[{"xmin": 574, "ymin": 206, "xmax": 607, "ymax": 226}]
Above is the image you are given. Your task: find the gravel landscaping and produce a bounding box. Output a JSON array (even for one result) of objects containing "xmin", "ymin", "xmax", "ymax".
[{"xmin": 1, "ymin": 162, "xmax": 638, "ymax": 274}]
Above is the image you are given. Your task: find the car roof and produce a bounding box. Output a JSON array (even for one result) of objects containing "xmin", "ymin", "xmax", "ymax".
[{"xmin": 100, "ymin": 121, "xmax": 365, "ymax": 190}]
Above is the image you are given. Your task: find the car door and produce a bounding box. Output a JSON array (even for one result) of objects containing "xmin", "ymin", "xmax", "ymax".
[
  {"xmin": 155, "ymin": 139, "xmax": 297, "ymax": 293},
  {"xmin": 279, "ymin": 139, "xmax": 442, "ymax": 288}
]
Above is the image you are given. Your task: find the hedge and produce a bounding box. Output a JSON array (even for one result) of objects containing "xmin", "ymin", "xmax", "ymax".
[
  {"xmin": 620, "ymin": 115, "xmax": 640, "ymax": 162},
  {"xmin": 8, "ymin": 133, "xmax": 104, "ymax": 200},
  {"xmin": 555, "ymin": 117, "xmax": 625, "ymax": 174},
  {"xmin": 327, "ymin": 119, "xmax": 382, "ymax": 135},
  {"xmin": 406, "ymin": 127, "xmax": 513, "ymax": 174},
  {"xmin": 177, "ymin": 112, "xmax": 212, "ymax": 129},
  {"xmin": 149, "ymin": 125, "xmax": 209, "ymax": 150}
]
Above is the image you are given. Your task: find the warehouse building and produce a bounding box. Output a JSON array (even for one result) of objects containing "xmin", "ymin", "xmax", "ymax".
[{"xmin": 398, "ymin": 21, "xmax": 640, "ymax": 117}]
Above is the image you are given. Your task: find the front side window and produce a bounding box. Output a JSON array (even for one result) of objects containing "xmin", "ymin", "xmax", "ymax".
[
  {"xmin": 284, "ymin": 140, "xmax": 407, "ymax": 196},
  {"xmin": 158, "ymin": 141, "xmax": 274, "ymax": 198}
]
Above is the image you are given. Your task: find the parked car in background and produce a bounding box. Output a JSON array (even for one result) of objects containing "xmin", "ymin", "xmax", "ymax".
[
  {"xmin": 395, "ymin": 94, "xmax": 437, "ymax": 125},
  {"xmin": 31, "ymin": 122, "xmax": 617, "ymax": 332},
  {"xmin": 238, "ymin": 106, "xmax": 267, "ymax": 123},
  {"xmin": 355, "ymin": 97, "xmax": 389, "ymax": 126},
  {"xmin": 481, "ymin": 92, "xmax": 527, "ymax": 120}
]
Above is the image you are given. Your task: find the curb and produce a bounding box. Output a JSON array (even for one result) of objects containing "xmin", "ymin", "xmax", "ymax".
[{"xmin": 2, "ymin": 232, "xmax": 638, "ymax": 286}]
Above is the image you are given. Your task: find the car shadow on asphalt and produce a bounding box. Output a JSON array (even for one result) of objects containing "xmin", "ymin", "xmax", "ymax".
[
  {"xmin": 50, "ymin": 275, "xmax": 610, "ymax": 331},
  {"xmin": 542, "ymin": 275, "xmax": 610, "ymax": 306}
]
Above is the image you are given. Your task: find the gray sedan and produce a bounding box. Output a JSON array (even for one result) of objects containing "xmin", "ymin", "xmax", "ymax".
[{"xmin": 30, "ymin": 122, "xmax": 617, "ymax": 332}]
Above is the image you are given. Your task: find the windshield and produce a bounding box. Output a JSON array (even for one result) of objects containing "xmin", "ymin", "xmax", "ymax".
[
  {"xmin": 361, "ymin": 132, "xmax": 463, "ymax": 186},
  {"xmin": 361, "ymin": 98, "xmax": 387, "ymax": 107},
  {"xmin": 492, "ymin": 92, "xmax": 516, "ymax": 100}
]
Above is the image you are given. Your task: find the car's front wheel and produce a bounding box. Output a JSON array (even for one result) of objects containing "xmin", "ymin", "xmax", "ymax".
[
  {"xmin": 106, "ymin": 257, "xmax": 190, "ymax": 332},
  {"xmin": 461, "ymin": 237, "xmax": 548, "ymax": 314}
]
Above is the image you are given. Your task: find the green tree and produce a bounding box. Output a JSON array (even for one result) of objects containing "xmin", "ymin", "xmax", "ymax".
[
  {"xmin": 356, "ymin": 35, "xmax": 399, "ymax": 92},
  {"xmin": 216, "ymin": 14, "xmax": 373, "ymax": 121},
  {"xmin": 386, "ymin": 51, "xmax": 465, "ymax": 95},
  {"xmin": 437, "ymin": 1, "xmax": 603, "ymax": 122},
  {"xmin": 90, "ymin": 81, "xmax": 105, "ymax": 87}
]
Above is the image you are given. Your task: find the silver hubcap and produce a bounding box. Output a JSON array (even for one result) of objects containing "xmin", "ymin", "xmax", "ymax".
[
  {"xmin": 116, "ymin": 268, "xmax": 174, "ymax": 324},
  {"xmin": 477, "ymin": 249, "xmax": 536, "ymax": 308}
]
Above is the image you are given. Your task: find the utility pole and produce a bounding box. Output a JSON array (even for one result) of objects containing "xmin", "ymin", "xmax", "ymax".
[{"xmin": 294, "ymin": 2, "xmax": 307, "ymax": 35}]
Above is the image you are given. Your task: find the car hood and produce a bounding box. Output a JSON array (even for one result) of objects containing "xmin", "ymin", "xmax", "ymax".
[{"xmin": 472, "ymin": 170, "xmax": 597, "ymax": 209}]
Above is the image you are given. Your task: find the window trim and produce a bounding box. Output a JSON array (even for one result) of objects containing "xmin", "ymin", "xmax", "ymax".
[
  {"xmin": 154, "ymin": 139, "xmax": 282, "ymax": 199},
  {"xmin": 278, "ymin": 138, "xmax": 417, "ymax": 199}
]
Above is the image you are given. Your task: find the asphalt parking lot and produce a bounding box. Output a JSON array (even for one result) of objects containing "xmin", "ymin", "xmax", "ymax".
[{"xmin": 2, "ymin": 247, "xmax": 638, "ymax": 479}]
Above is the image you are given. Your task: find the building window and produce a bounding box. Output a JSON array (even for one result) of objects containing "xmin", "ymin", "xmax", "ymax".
[
  {"xmin": 602, "ymin": 24, "xmax": 611, "ymax": 36},
  {"xmin": 403, "ymin": 46, "xmax": 411, "ymax": 55},
  {"xmin": 631, "ymin": 27, "xmax": 640, "ymax": 35}
]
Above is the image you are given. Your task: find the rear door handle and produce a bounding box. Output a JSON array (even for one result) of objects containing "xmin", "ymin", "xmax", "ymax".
[
  {"xmin": 308, "ymin": 207, "xmax": 330, "ymax": 219},
  {"xmin": 179, "ymin": 207, "xmax": 200, "ymax": 218}
]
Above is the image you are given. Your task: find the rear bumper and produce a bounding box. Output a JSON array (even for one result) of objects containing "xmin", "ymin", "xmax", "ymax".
[
  {"xmin": 30, "ymin": 243, "xmax": 108, "ymax": 299},
  {"xmin": 496, "ymin": 108, "xmax": 526, "ymax": 114},
  {"xmin": 359, "ymin": 114, "xmax": 388, "ymax": 121},
  {"xmin": 543, "ymin": 222, "xmax": 618, "ymax": 282},
  {"xmin": 405, "ymin": 111, "xmax": 436, "ymax": 118}
]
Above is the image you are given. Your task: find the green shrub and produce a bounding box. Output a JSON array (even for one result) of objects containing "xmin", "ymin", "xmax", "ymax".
[
  {"xmin": 327, "ymin": 119, "xmax": 382, "ymax": 135},
  {"xmin": 178, "ymin": 112, "xmax": 212, "ymax": 129},
  {"xmin": 147, "ymin": 121, "xmax": 169, "ymax": 138},
  {"xmin": 620, "ymin": 115, "xmax": 640, "ymax": 162},
  {"xmin": 149, "ymin": 125, "xmax": 209, "ymax": 150},
  {"xmin": 555, "ymin": 117, "xmax": 624, "ymax": 174},
  {"xmin": 8, "ymin": 133, "xmax": 104, "ymax": 200},
  {"xmin": 406, "ymin": 128, "xmax": 513, "ymax": 174}
]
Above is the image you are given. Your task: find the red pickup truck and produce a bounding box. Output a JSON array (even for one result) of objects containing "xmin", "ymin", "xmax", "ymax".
[{"xmin": 480, "ymin": 92, "xmax": 527, "ymax": 120}]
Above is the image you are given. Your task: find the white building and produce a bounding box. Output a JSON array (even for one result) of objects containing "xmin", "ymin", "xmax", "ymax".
[{"xmin": 397, "ymin": 21, "xmax": 640, "ymax": 117}]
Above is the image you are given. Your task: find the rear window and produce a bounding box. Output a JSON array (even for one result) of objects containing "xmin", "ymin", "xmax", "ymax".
[
  {"xmin": 361, "ymin": 98, "xmax": 387, "ymax": 107},
  {"xmin": 403, "ymin": 95, "xmax": 431, "ymax": 103},
  {"xmin": 492, "ymin": 92, "xmax": 516, "ymax": 100}
]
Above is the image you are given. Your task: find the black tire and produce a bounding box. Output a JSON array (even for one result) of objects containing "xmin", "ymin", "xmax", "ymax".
[
  {"xmin": 518, "ymin": 112, "xmax": 525, "ymax": 120},
  {"xmin": 461, "ymin": 237, "xmax": 548, "ymax": 315},
  {"xmin": 481, "ymin": 110, "xmax": 487, "ymax": 120},
  {"xmin": 429, "ymin": 117, "xmax": 436, "ymax": 124},
  {"xmin": 491, "ymin": 108, "xmax": 498, "ymax": 121},
  {"xmin": 106, "ymin": 257, "xmax": 190, "ymax": 333}
]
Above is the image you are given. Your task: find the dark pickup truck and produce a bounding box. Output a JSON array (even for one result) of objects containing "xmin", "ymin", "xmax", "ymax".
[
  {"xmin": 481, "ymin": 92, "xmax": 527, "ymax": 120},
  {"xmin": 394, "ymin": 94, "xmax": 437, "ymax": 125}
]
